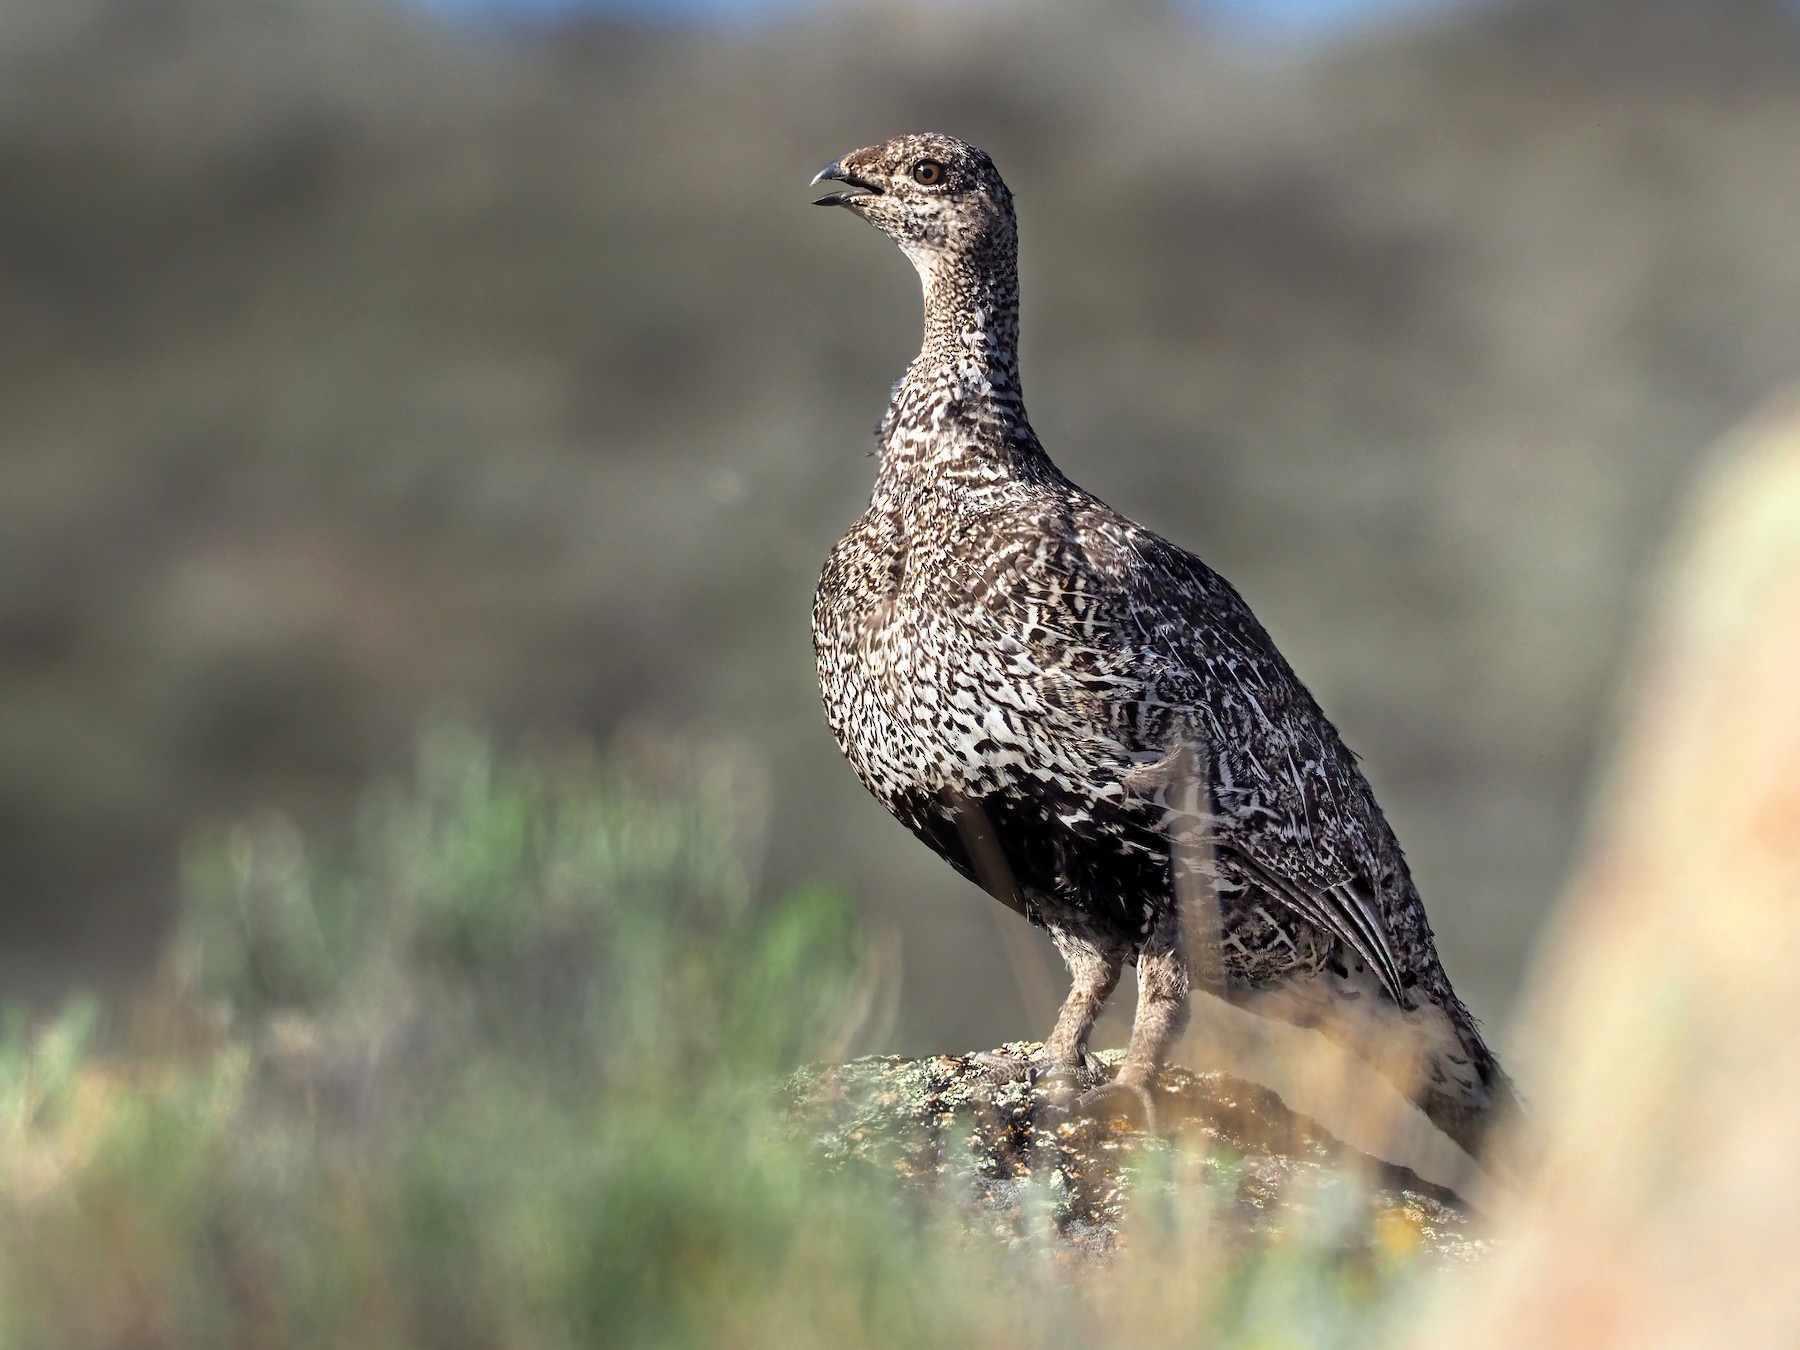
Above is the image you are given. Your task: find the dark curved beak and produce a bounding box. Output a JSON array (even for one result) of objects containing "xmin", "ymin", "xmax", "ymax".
[{"xmin": 811, "ymin": 159, "xmax": 884, "ymax": 207}]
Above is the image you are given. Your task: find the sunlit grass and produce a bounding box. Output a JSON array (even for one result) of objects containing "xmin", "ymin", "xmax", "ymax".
[{"xmin": 0, "ymin": 724, "xmax": 1451, "ymax": 1348}]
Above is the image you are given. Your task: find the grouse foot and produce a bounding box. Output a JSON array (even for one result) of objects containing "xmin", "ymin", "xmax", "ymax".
[
  {"xmin": 1074, "ymin": 1079, "xmax": 1157, "ymax": 1132},
  {"xmin": 1031, "ymin": 1053, "xmax": 1109, "ymax": 1106},
  {"xmin": 969, "ymin": 1049, "xmax": 1033, "ymax": 1085},
  {"xmin": 969, "ymin": 1048, "xmax": 1107, "ymax": 1098}
]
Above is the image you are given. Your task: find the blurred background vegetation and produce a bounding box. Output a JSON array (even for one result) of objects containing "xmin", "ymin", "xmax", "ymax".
[{"xmin": 4, "ymin": 0, "xmax": 1800, "ymax": 1077}]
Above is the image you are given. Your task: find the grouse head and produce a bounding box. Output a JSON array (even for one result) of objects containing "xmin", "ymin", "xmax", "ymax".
[{"xmin": 812, "ymin": 133, "xmax": 1015, "ymax": 280}]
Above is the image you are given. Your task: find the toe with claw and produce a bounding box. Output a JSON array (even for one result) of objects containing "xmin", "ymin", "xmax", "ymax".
[
  {"xmin": 1031, "ymin": 1050, "xmax": 1109, "ymax": 1103},
  {"xmin": 1075, "ymin": 1078, "xmax": 1158, "ymax": 1132},
  {"xmin": 969, "ymin": 1049, "xmax": 1034, "ymax": 1085}
]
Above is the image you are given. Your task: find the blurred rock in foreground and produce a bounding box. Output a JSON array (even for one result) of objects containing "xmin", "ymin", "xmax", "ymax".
[
  {"xmin": 1441, "ymin": 394, "xmax": 1800, "ymax": 1346},
  {"xmin": 787, "ymin": 1043, "xmax": 1485, "ymax": 1265}
]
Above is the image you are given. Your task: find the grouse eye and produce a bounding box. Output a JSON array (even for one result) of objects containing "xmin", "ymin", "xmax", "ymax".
[{"xmin": 911, "ymin": 160, "xmax": 945, "ymax": 187}]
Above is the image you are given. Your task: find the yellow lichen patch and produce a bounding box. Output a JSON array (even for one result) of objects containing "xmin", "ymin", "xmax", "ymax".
[{"xmin": 1374, "ymin": 1204, "xmax": 1427, "ymax": 1262}]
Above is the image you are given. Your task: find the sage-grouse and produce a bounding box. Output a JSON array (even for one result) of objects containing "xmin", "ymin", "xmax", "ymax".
[{"xmin": 810, "ymin": 132, "xmax": 1515, "ymax": 1158}]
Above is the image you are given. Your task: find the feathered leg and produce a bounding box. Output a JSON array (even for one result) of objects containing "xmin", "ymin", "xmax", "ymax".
[
  {"xmin": 1079, "ymin": 914, "xmax": 1190, "ymax": 1127},
  {"xmin": 1035, "ymin": 931, "xmax": 1124, "ymax": 1091},
  {"xmin": 973, "ymin": 928, "xmax": 1123, "ymax": 1089}
]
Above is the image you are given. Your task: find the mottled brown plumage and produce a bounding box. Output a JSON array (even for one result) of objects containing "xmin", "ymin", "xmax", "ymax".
[{"xmin": 810, "ymin": 133, "xmax": 1515, "ymax": 1156}]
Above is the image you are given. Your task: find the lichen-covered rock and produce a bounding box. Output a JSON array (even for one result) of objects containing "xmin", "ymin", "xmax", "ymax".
[{"xmin": 785, "ymin": 1044, "xmax": 1487, "ymax": 1265}]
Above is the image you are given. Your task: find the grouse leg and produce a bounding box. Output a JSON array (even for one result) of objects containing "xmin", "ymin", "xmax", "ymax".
[
  {"xmin": 1078, "ymin": 918, "xmax": 1190, "ymax": 1129},
  {"xmin": 1033, "ymin": 934, "xmax": 1124, "ymax": 1101},
  {"xmin": 971, "ymin": 934, "xmax": 1122, "ymax": 1092}
]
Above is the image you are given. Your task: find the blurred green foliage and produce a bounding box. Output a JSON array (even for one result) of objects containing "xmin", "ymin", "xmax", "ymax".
[
  {"xmin": 177, "ymin": 721, "xmax": 859, "ymax": 1080},
  {"xmin": 0, "ymin": 728, "xmax": 1440, "ymax": 1348}
]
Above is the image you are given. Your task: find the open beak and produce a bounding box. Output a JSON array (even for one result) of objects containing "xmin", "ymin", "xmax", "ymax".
[{"xmin": 811, "ymin": 160, "xmax": 885, "ymax": 208}]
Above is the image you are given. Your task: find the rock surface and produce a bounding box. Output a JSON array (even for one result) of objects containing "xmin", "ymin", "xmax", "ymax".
[{"xmin": 785, "ymin": 1044, "xmax": 1487, "ymax": 1264}]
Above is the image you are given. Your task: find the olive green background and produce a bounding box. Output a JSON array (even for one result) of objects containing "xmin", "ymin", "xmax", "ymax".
[{"xmin": 3, "ymin": 0, "xmax": 1797, "ymax": 1062}]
